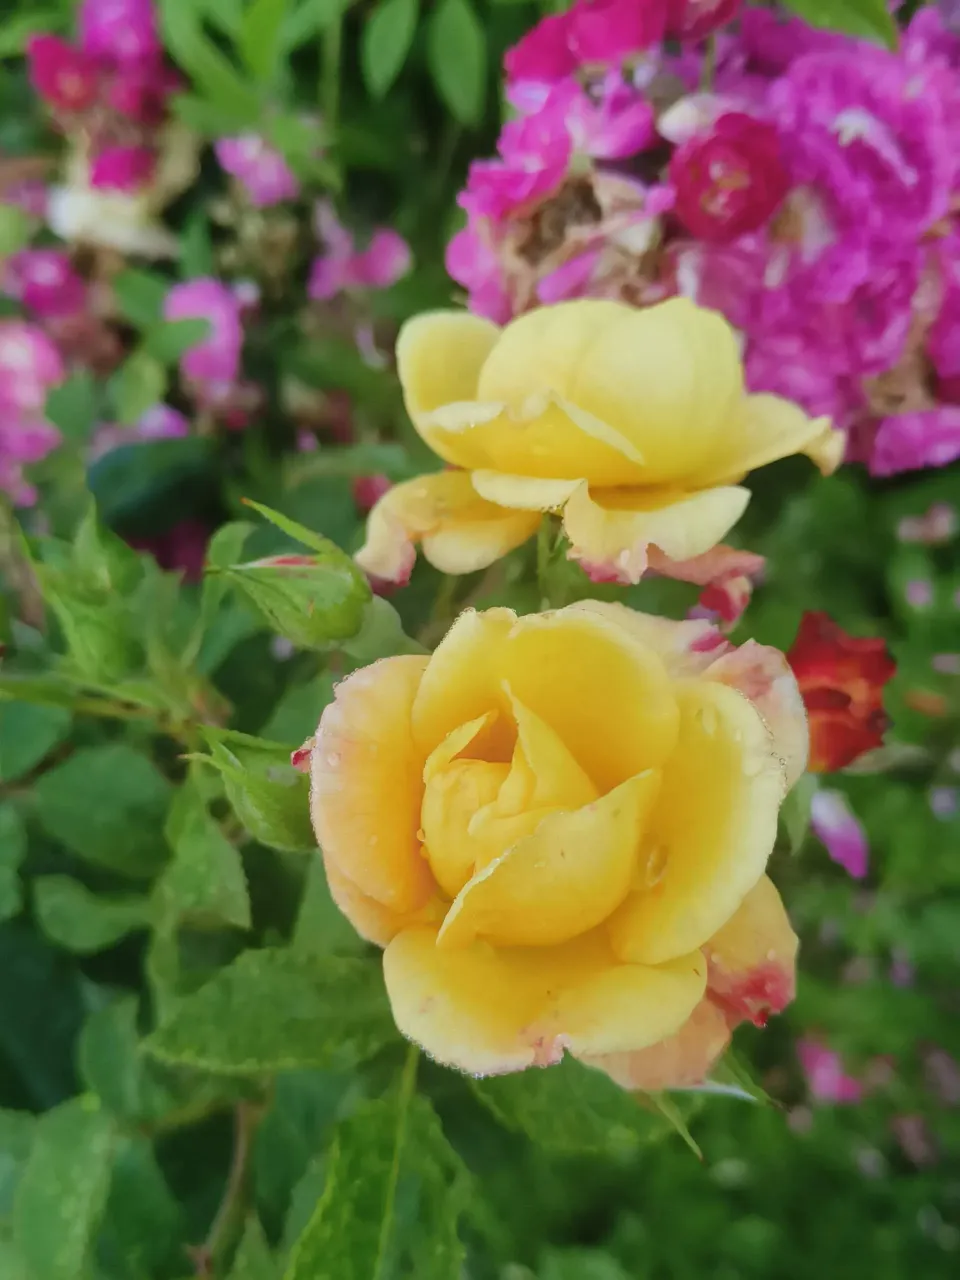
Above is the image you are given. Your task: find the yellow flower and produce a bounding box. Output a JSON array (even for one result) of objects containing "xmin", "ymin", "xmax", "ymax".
[
  {"xmin": 356, "ymin": 298, "xmax": 843, "ymax": 587},
  {"xmin": 308, "ymin": 601, "xmax": 806, "ymax": 1084}
]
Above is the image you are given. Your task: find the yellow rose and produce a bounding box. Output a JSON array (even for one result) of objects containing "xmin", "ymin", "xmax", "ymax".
[
  {"xmin": 356, "ymin": 298, "xmax": 843, "ymax": 588},
  {"xmin": 308, "ymin": 601, "xmax": 806, "ymax": 1085}
]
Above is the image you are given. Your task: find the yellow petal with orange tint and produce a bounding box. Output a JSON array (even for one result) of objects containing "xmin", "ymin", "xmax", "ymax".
[
  {"xmin": 502, "ymin": 691, "xmax": 598, "ymax": 812},
  {"xmin": 471, "ymin": 471, "xmax": 582, "ymax": 511},
  {"xmin": 323, "ymin": 853, "xmax": 443, "ymax": 947},
  {"xmin": 607, "ymin": 680, "xmax": 784, "ymax": 965},
  {"xmin": 691, "ymin": 393, "xmax": 844, "ymax": 487},
  {"xmin": 499, "ymin": 608, "xmax": 679, "ymax": 792},
  {"xmin": 383, "ymin": 925, "xmax": 706, "ymax": 1075},
  {"xmin": 703, "ymin": 640, "xmax": 809, "ymax": 790},
  {"xmin": 583, "ymin": 996, "xmax": 731, "ymax": 1091},
  {"xmin": 355, "ymin": 471, "xmax": 540, "ymax": 584},
  {"xmin": 562, "ymin": 601, "xmax": 726, "ymax": 679},
  {"xmin": 561, "ymin": 482, "xmax": 750, "ymax": 585},
  {"xmin": 704, "ymin": 875, "xmax": 798, "ymax": 1026},
  {"xmin": 310, "ymin": 655, "xmax": 433, "ymax": 912},
  {"xmin": 421, "ymin": 757, "xmax": 510, "ymax": 899},
  {"xmin": 438, "ymin": 771, "xmax": 660, "ymax": 950},
  {"xmin": 411, "ymin": 607, "xmax": 518, "ymax": 757}
]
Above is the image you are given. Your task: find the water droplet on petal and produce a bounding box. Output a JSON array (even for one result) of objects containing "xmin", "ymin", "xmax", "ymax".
[{"xmin": 696, "ymin": 704, "xmax": 719, "ymax": 735}]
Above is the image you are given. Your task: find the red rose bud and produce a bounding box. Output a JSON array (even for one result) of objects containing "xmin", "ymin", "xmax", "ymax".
[
  {"xmin": 787, "ymin": 612, "xmax": 896, "ymax": 773},
  {"xmin": 666, "ymin": 0, "xmax": 741, "ymax": 42},
  {"xmin": 27, "ymin": 36, "xmax": 100, "ymax": 114},
  {"xmin": 226, "ymin": 550, "xmax": 370, "ymax": 651},
  {"xmin": 670, "ymin": 112, "xmax": 789, "ymax": 243},
  {"xmin": 352, "ymin": 473, "xmax": 392, "ymax": 515}
]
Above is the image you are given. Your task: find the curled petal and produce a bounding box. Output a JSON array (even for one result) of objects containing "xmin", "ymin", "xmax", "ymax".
[
  {"xmin": 310, "ymin": 655, "xmax": 435, "ymax": 912},
  {"xmin": 562, "ymin": 482, "xmax": 750, "ymax": 585},
  {"xmin": 584, "ymin": 997, "xmax": 731, "ymax": 1091},
  {"xmin": 383, "ymin": 925, "xmax": 706, "ymax": 1075},
  {"xmin": 323, "ymin": 853, "xmax": 442, "ymax": 947},
  {"xmin": 692, "ymin": 393, "xmax": 845, "ymax": 487},
  {"xmin": 354, "ymin": 471, "xmax": 540, "ymax": 584},
  {"xmin": 471, "ymin": 470, "xmax": 582, "ymax": 511},
  {"xmin": 437, "ymin": 771, "xmax": 661, "ymax": 950},
  {"xmin": 810, "ymin": 789, "xmax": 869, "ymax": 879},
  {"xmin": 562, "ymin": 601, "xmax": 730, "ymax": 679},
  {"xmin": 608, "ymin": 680, "xmax": 784, "ymax": 965},
  {"xmin": 703, "ymin": 640, "xmax": 809, "ymax": 789},
  {"xmin": 704, "ymin": 875, "xmax": 798, "ymax": 1027}
]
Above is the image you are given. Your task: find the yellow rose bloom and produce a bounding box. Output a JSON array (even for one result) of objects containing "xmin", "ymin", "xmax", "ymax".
[
  {"xmin": 308, "ymin": 601, "xmax": 806, "ymax": 1085},
  {"xmin": 356, "ymin": 298, "xmax": 843, "ymax": 588}
]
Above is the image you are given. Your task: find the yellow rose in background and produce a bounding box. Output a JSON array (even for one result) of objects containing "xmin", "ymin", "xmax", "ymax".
[
  {"xmin": 308, "ymin": 601, "xmax": 807, "ymax": 1085},
  {"xmin": 356, "ymin": 298, "xmax": 843, "ymax": 590}
]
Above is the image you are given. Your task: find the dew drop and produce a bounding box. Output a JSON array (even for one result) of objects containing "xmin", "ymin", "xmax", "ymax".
[
  {"xmin": 636, "ymin": 842, "xmax": 668, "ymax": 889},
  {"xmin": 696, "ymin": 704, "xmax": 719, "ymax": 735},
  {"xmin": 326, "ymin": 750, "xmax": 341, "ymax": 768},
  {"xmin": 368, "ymin": 835, "xmax": 379, "ymax": 848}
]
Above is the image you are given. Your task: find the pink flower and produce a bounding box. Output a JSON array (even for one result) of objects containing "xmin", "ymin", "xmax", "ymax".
[
  {"xmin": 308, "ymin": 202, "xmax": 411, "ymax": 300},
  {"xmin": 135, "ymin": 403, "xmax": 190, "ymax": 439},
  {"xmin": 504, "ymin": 11, "xmax": 578, "ymax": 85},
  {"xmin": 769, "ymin": 50, "xmax": 952, "ymax": 241},
  {"xmin": 0, "ymin": 321, "xmax": 64, "ymax": 414},
  {"xmin": 737, "ymin": 8, "xmax": 856, "ymax": 76},
  {"xmin": 445, "ymin": 226, "xmax": 511, "ymax": 323},
  {"xmin": 79, "ymin": 0, "xmax": 161, "ymax": 68},
  {"xmin": 89, "ymin": 145, "xmax": 156, "ymax": 191},
  {"xmin": 666, "ymin": 0, "xmax": 740, "ymax": 42},
  {"xmin": 106, "ymin": 62, "xmax": 178, "ymax": 126},
  {"xmin": 670, "ymin": 112, "xmax": 790, "ymax": 242},
  {"xmin": 797, "ymin": 1039, "xmax": 864, "ymax": 1104},
  {"xmin": 870, "ymin": 407, "xmax": 960, "ymax": 476},
  {"xmin": 4, "ymin": 250, "xmax": 86, "ymax": 319},
  {"xmin": 27, "ymin": 35, "xmax": 100, "ymax": 113},
  {"xmin": 810, "ymin": 789, "xmax": 869, "ymax": 880},
  {"xmin": 562, "ymin": 73, "xmax": 656, "ymax": 160},
  {"xmin": 215, "ymin": 135, "xmax": 301, "ymax": 208},
  {"xmin": 163, "ymin": 279, "xmax": 243, "ymax": 385},
  {"xmin": 566, "ymin": 0, "xmax": 667, "ymax": 65},
  {"xmin": 461, "ymin": 106, "xmax": 571, "ymax": 221}
]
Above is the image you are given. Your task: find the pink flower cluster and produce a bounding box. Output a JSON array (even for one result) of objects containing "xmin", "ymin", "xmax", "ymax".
[
  {"xmin": 450, "ymin": 1, "xmax": 960, "ymax": 476},
  {"xmin": 3, "ymin": 249, "xmax": 87, "ymax": 320},
  {"xmin": 163, "ymin": 278, "xmax": 260, "ymax": 429},
  {"xmin": 308, "ymin": 201, "xmax": 412, "ymax": 301},
  {"xmin": 215, "ymin": 135, "xmax": 301, "ymax": 208},
  {"xmin": 27, "ymin": 0, "xmax": 176, "ymax": 194},
  {"xmin": 0, "ymin": 322, "xmax": 64, "ymax": 505}
]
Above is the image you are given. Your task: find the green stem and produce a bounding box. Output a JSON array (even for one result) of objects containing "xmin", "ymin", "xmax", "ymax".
[
  {"xmin": 322, "ymin": 19, "xmax": 342, "ymax": 135},
  {"xmin": 700, "ymin": 35, "xmax": 717, "ymax": 91},
  {"xmin": 536, "ymin": 518, "xmax": 553, "ymax": 610},
  {"xmin": 190, "ymin": 1100, "xmax": 260, "ymax": 1277},
  {"xmin": 373, "ymin": 1046, "xmax": 419, "ymax": 1279}
]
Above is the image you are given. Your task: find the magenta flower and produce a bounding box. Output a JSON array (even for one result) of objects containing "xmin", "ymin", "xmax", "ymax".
[
  {"xmin": 566, "ymin": 0, "xmax": 667, "ymax": 65},
  {"xmin": 0, "ymin": 321, "xmax": 64, "ymax": 506},
  {"xmin": 78, "ymin": 0, "xmax": 162, "ymax": 68},
  {"xmin": 870, "ymin": 407, "xmax": 960, "ymax": 476},
  {"xmin": 27, "ymin": 35, "xmax": 100, "ymax": 113},
  {"xmin": 89, "ymin": 144, "xmax": 156, "ymax": 192},
  {"xmin": 445, "ymin": 226, "xmax": 512, "ymax": 323},
  {"xmin": 163, "ymin": 279, "xmax": 243, "ymax": 386},
  {"xmin": 461, "ymin": 107, "xmax": 571, "ymax": 222},
  {"xmin": 215, "ymin": 135, "xmax": 301, "ymax": 208},
  {"xmin": 810, "ymin": 789, "xmax": 869, "ymax": 880},
  {"xmin": 670, "ymin": 112, "xmax": 790, "ymax": 242},
  {"xmin": 504, "ymin": 11, "xmax": 578, "ymax": 86},
  {"xmin": 797, "ymin": 1039, "xmax": 864, "ymax": 1104},
  {"xmin": 562, "ymin": 73, "xmax": 656, "ymax": 160},
  {"xmin": 106, "ymin": 61, "xmax": 179, "ymax": 127},
  {"xmin": 4, "ymin": 250, "xmax": 86, "ymax": 319},
  {"xmin": 666, "ymin": 0, "xmax": 741, "ymax": 43},
  {"xmin": 308, "ymin": 202, "xmax": 411, "ymax": 301}
]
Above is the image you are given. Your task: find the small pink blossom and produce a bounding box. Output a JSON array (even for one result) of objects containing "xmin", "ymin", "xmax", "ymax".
[
  {"xmin": 0, "ymin": 321, "xmax": 65, "ymax": 414},
  {"xmin": 4, "ymin": 250, "xmax": 86, "ymax": 319},
  {"xmin": 566, "ymin": 0, "xmax": 668, "ymax": 65},
  {"xmin": 666, "ymin": 0, "xmax": 741, "ymax": 43},
  {"xmin": 106, "ymin": 62, "xmax": 178, "ymax": 127},
  {"xmin": 870, "ymin": 407, "xmax": 960, "ymax": 476},
  {"xmin": 670, "ymin": 112, "xmax": 790, "ymax": 242},
  {"xmin": 79, "ymin": 0, "xmax": 162, "ymax": 68},
  {"xmin": 504, "ymin": 11, "xmax": 578, "ymax": 86},
  {"xmin": 308, "ymin": 202, "xmax": 411, "ymax": 300},
  {"xmin": 897, "ymin": 503, "xmax": 958, "ymax": 544},
  {"xmin": 445, "ymin": 226, "xmax": 512, "ymax": 322},
  {"xmin": 27, "ymin": 35, "xmax": 100, "ymax": 113},
  {"xmin": 215, "ymin": 135, "xmax": 301, "ymax": 208},
  {"xmin": 797, "ymin": 1039, "xmax": 864, "ymax": 1104},
  {"xmin": 89, "ymin": 145, "xmax": 156, "ymax": 192},
  {"xmin": 460, "ymin": 107, "xmax": 571, "ymax": 221},
  {"xmin": 163, "ymin": 279, "xmax": 243, "ymax": 385},
  {"xmin": 810, "ymin": 788, "xmax": 869, "ymax": 880}
]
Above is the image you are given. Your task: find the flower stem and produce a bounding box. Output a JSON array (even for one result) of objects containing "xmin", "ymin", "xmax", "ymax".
[
  {"xmin": 537, "ymin": 518, "xmax": 554, "ymax": 609},
  {"xmin": 700, "ymin": 35, "xmax": 717, "ymax": 91},
  {"xmin": 189, "ymin": 1100, "xmax": 261, "ymax": 1276}
]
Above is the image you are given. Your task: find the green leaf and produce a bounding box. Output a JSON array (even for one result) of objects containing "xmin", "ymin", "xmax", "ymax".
[
  {"xmin": 0, "ymin": 12, "xmax": 62, "ymax": 59},
  {"xmin": 780, "ymin": 0, "xmax": 895, "ymax": 45},
  {"xmin": 228, "ymin": 1216, "xmax": 278, "ymax": 1280},
  {"xmin": 200, "ymin": 732, "xmax": 315, "ymax": 854},
  {"xmin": 0, "ymin": 701, "xmax": 71, "ymax": 783},
  {"xmin": 144, "ymin": 948, "xmax": 394, "ymax": 1075},
  {"xmin": 0, "ymin": 1110, "xmax": 36, "ymax": 1217},
  {"xmin": 112, "ymin": 268, "xmax": 168, "ymax": 329},
  {"xmin": 158, "ymin": 780, "xmax": 251, "ymax": 930},
  {"xmin": 239, "ymin": 0, "xmax": 292, "ymax": 83},
  {"xmin": 97, "ymin": 1136, "xmax": 184, "ymax": 1280},
  {"xmin": 0, "ymin": 202, "xmax": 31, "ymax": 256},
  {"xmin": 109, "ymin": 348, "xmax": 167, "ymax": 426},
  {"xmin": 292, "ymin": 856, "xmax": 365, "ymax": 958},
  {"xmin": 44, "ymin": 370, "xmax": 101, "ymax": 444},
  {"xmin": 225, "ymin": 551, "xmax": 370, "ymax": 652},
  {"xmin": 241, "ymin": 499, "xmax": 358, "ymax": 559},
  {"xmin": 180, "ymin": 207, "xmax": 215, "ymax": 277},
  {"xmin": 13, "ymin": 1097, "xmax": 116, "ymax": 1280},
  {"xmin": 33, "ymin": 745, "xmax": 171, "ymax": 878},
  {"xmin": 471, "ymin": 1057, "xmax": 693, "ymax": 1156},
  {"xmin": 34, "ymin": 877, "xmax": 151, "ymax": 954},
  {"xmin": 72, "ymin": 502, "xmax": 144, "ymax": 594},
  {"xmin": 780, "ymin": 773, "xmax": 817, "ymax": 855},
  {"xmin": 284, "ymin": 1068, "xmax": 469, "ymax": 1280},
  {"xmin": 361, "ymin": 0, "xmax": 419, "ymax": 98},
  {"xmin": 280, "ymin": 0, "xmax": 351, "ymax": 52},
  {"xmin": 87, "ymin": 435, "xmax": 216, "ymax": 528},
  {"xmin": 143, "ymin": 317, "xmax": 212, "ymax": 364},
  {"xmin": 260, "ymin": 672, "xmax": 336, "ymax": 746},
  {"xmin": 540, "ymin": 1250, "xmax": 631, "ymax": 1280},
  {"xmin": 0, "ymin": 804, "xmax": 26, "ymax": 921},
  {"xmin": 342, "ymin": 596, "xmax": 427, "ymax": 662},
  {"xmin": 160, "ymin": 2, "xmax": 263, "ymax": 125},
  {"xmin": 427, "ymin": 0, "xmax": 486, "ymax": 126},
  {"xmin": 78, "ymin": 997, "xmax": 146, "ymax": 1122}
]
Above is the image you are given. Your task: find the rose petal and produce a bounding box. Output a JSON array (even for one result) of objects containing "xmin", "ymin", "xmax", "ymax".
[
  {"xmin": 810, "ymin": 788, "xmax": 869, "ymax": 879},
  {"xmin": 584, "ymin": 996, "xmax": 731, "ymax": 1091},
  {"xmin": 692, "ymin": 393, "xmax": 844, "ymax": 487},
  {"xmin": 704, "ymin": 875, "xmax": 798, "ymax": 1026}
]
